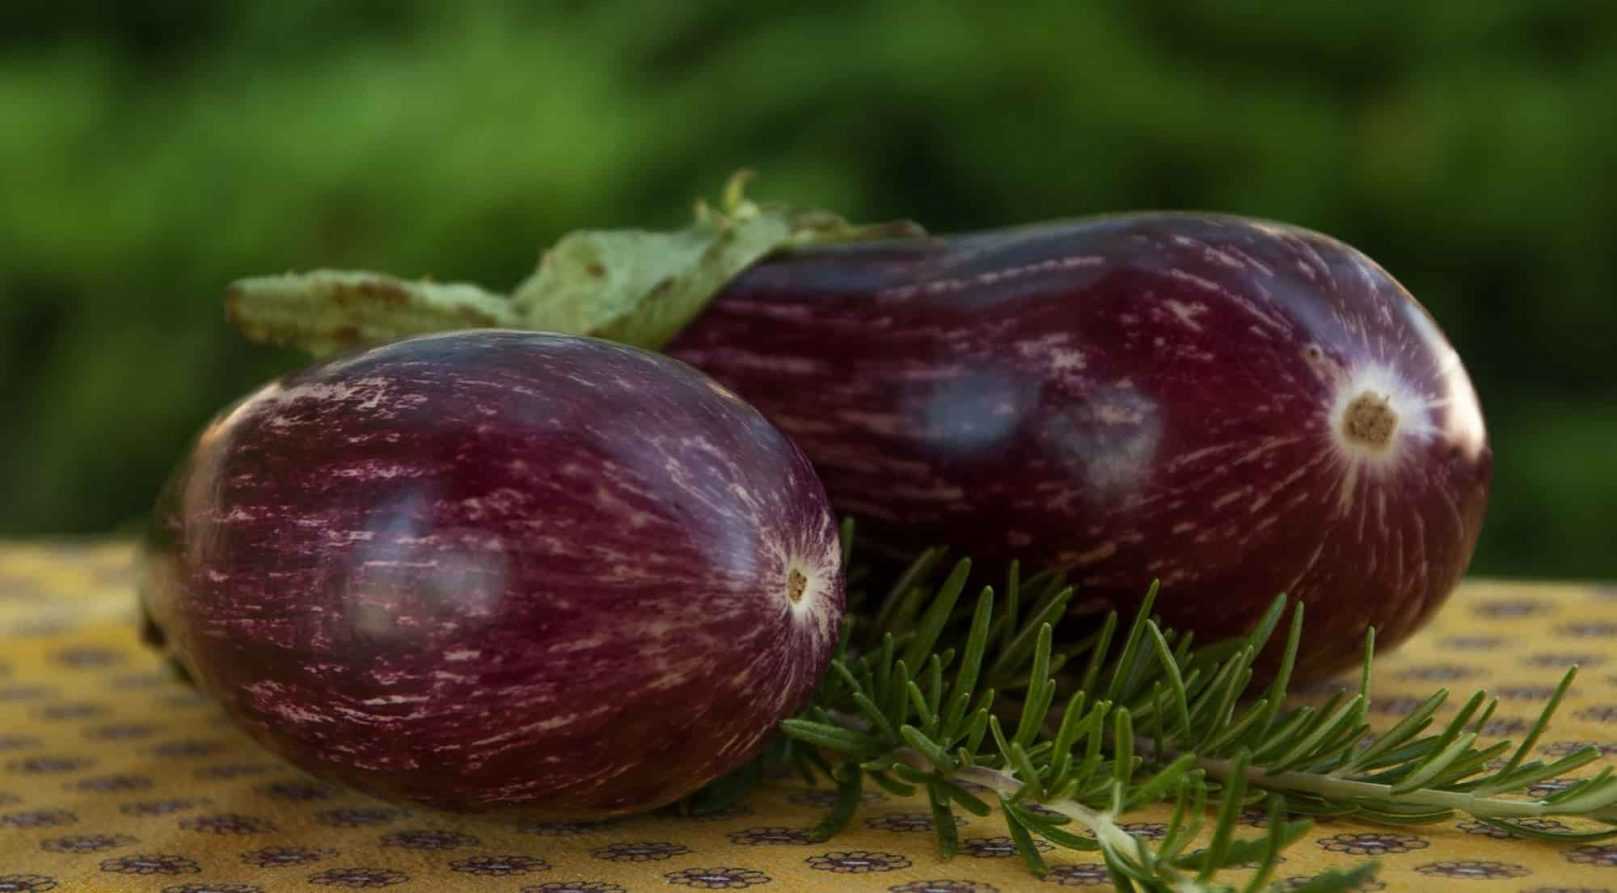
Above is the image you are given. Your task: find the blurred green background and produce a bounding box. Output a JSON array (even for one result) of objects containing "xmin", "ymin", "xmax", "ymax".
[{"xmin": 2, "ymin": 2, "xmax": 1613, "ymax": 578}]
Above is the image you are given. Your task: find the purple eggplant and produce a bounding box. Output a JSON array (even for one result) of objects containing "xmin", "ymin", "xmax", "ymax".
[
  {"xmin": 665, "ymin": 214, "xmax": 1490, "ymax": 678},
  {"xmin": 139, "ymin": 330, "xmax": 844, "ymax": 816},
  {"xmin": 226, "ymin": 194, "xmax": 1491, "ymax": 679}
]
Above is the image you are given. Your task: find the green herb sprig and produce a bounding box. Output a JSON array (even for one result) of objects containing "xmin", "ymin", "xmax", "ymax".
[{"xmin": 763, "ymin": 526, "xmax": 1617, "ymax": 892}]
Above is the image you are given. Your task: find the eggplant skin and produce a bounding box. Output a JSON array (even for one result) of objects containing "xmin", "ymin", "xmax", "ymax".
[
  {"xmin": 141, "ymin": 331, "xmax": 844, "ymax": 816},
  {"xmin": 667, "ymin": 213, "xmax": 1491, "ymax": 678}
]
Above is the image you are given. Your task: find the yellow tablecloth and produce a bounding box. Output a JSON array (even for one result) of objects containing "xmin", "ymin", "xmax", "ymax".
[{"xmin": 3, "ymin": 541, "xmax": 1615, "ymax": 892}]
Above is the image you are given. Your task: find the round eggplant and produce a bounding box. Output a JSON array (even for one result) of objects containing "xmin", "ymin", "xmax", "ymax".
[{"xmin": 140, "ymin": 330, "xmax": 844, "ymax": 816}]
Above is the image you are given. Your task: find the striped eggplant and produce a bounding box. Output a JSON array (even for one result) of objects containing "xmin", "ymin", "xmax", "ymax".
[
  {"xmin": 664, "ymin": 214, "xmax": 1490, "ymax": 678},
  {"xmin": 227, "ymin": 188, "xmax": 1490, "ymax": 679},
  {"xmin": 139, "ymin": 330, "xmax": 844, "ymax": 816}
]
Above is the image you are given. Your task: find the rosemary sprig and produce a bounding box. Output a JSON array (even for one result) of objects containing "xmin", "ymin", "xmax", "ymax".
[{"xmin": 772, "ymin": 541, "xmax": 1617, "ymax": 892}]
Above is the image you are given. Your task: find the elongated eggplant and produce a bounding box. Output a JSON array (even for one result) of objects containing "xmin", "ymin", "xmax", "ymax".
[
  {"xmin": 664, "ymin": 214, "xmax": 1489, "ymax": 677},
  {"xmin": 140, "ymin": 331, "xmax": 844, "ymax": 815}
]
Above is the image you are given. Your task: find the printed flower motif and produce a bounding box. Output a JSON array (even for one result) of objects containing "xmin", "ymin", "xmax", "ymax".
[
  {"xmin": 1237, "ymin": 808, "xmax": 1272, "ymax": 828},
  {"xmin": 1, "ymin": 809, "xmax": 76, "ymax": 828},
  {"xmin": 51, "ymin": 647, "xmax": 125, "ymax": 668},
  {"xmin": 1416, "ymin": 860, "xmax": 1526, "ymax": 880},
  {"xmin": 1041, "ymin": 864, "xmax": 1111, "ymax": 887},
  {"xmin": 151, "ymin": 739, "xmax": 229, "ymax": 759},
  {"xmin": 0, "ymin": 685, "xmax": 54, "ymax": 702},
  {"xmin": 1414, "ymin": 860, "xmax": 1530, "ymax": 879},
  {"xmin": 255, "ymin": 780, "xmax": 335, "ymax": 801},
  {"xmin": 591, "ymin": 841, "xmax": 690, "ymax": 862},
  {"xmin": 306, "ymin": 867, "xmax": 410, "ymax": 888},
  {"xmin": 1577, "ymin": 705, "xmax": 1617, "ymax": 723},
  {"xmin": 1273, "ymin": 875, "xmax": 1385, "ymax": 892},
  {"xmin": 665, "ymin": 867, "xmax": 771, "ymax": 889},
  {"xmin": 959, "ymin": 836, "xmax": 1054, "ymax": 858},
  {"xmin": 1525, "ymin": 652, "xmax": 1605, "ymax": 668},
  {"xmin": 1317, "ymin": 831, "xmax": 1429, "ymax": 856},
  {"xmin": 1556, "ymin": 621, "xmax": 1617, "ymax": 637},
  {"xmin": 1497, "ymin": 685, "xmax": 1559, "ymax": 701},
  {"xmin": 179, "ymin": 813, "xmax": 276, "ymax": 834},
  {"xmin": 120, "ymin": 799, "xmax": 209, "ymax": 816},
  {"xmin": 240, "ymin": 846, "xmax": 335, "ymax": 867},
  {"xmin": 70, "ymin": 773, "xmax": 154, "ymax": 793},
  {"xmin": 1439, "ymin": 635, "xmax": 1504, "ymax": 650},
  {"xmin": 1517, "ymin": 888, "xmax": 1610, "ymax": 893},
  {"xmin": 6, "ymin": 755, "xmax": 94, "ymax": 774},
  {"xmin": 1542, "ymin": 740, "xmax": 1617, "ymax": 757},
  {"xmin": 865, "ymin": 812, "xmax": 962, "ymax": 832},
  {"xmin": 513, "ymin": 818, "xmax": 616, "ymax": 836},
  {"xmin": 728, "ymin": 826, "xmax": 815, "ymax": 845},
  {"xmin": 1480, "ymin": 716, "xmax": 1533, "ymax": 736},
  {"xmin": 1395, "ymin": 664, "xmax": 1477, "ymax": 682},
  {"xmin": 40, "ymin": 833, "xmax": 137, "ymax": 853},
  {"xmin": 99, "ymin": 854, "xmax": 202, "ymax": 876},
  {"xmin": 35, "ymin": 702, "xmax": 106, "ymax": 721},
  {"xmin": 193, "ymin": 763, "xmax": 275, "ymax": 780},
  {"xmin": 9, "ymin": 618, "xmax": 74, "ymax": 637},
  {"xmin": 449, "ymin": 855, "xmax": 550, "ymax": 876},
  {"xmin": 1456, "ymin": 818, "xmax": 1571, "ymax": 838},
  {"xmin": 1118, "ymin": 822, "xmax": 1167, "ymax": 840},
  {"xmin": 160, "ymin": 884, "xmax": 264, "ymax": 893},
  {"xmin": 1566, "ymin": 844, "xmax": 1617, "ymax": 867},
  {"xmin": 1473, "ymin": 599, "xmax": 1548, "ymax": 618},
  {"xmin": 379, "ymin": 829, "xmax": 479, "ymax": 850},
  {"xmin": 786, "ymin": 788, "xmax": 885, "ymax": 807},
  {"xmin": 313, "ymin": 807, "xmax": 409, "ymax": 827},
  {"xmin": 1528, "ymin": 778, "xmax": 1581, "ymax": 798},
  {"xmin": 522, "ymin": 883, "xmax": 625, "ymax": 893},
  {"xmin": 806, "ymin": 851, "xmax": 912, "ymax": 872},
  {"xmin": 888, "ymin": 882, "xmax": 999, "ymax": 893},
  {"xmin": 0, "ymin": 735, "xmax": 40, "ymax": 751},
  {"xmin": 84, "ymin": 722, "xmax": 157, "ymax": 740},
  {"xmin": 110, "ymin": 673, "xmax": 169, "ymax": 690},
  {"xmin": 1368, "ymin": 696, "xmax": 1432, "ymax": 716},
  {"xmin": 0, "ymin": 875, "xmax": 58, "ymax": 892}
]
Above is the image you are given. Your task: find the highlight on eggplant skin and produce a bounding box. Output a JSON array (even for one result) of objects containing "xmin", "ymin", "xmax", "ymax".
[
  {"xmin": 139, "ymin": 330, "xmax": 845, "ymax": 817},
  {"xmin": 666, "ymin": 212, "xmax": 1491, "ymax": 679}
]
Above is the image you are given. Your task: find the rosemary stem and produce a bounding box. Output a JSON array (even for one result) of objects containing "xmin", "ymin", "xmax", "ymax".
[
  {"xmin": 830, "ymin": 707, "xmax": 1154, "ymax": 861},
  {"xmin": 891, "ymin": 748, "xmax": 1148, "ymax": 863},
  {"xmin": 1183, "ymin": 748, "xmax": 1608, "ymax": 820}
]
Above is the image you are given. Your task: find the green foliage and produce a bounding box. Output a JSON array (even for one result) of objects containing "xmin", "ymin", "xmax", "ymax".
[
  {"xmin": 765, "ymin": 544, "xmax": 1617, "ymax": 890},
  {"xmin": 2, "ymin": 2, "xmax": 1616, "ymax": 577},
  {"xmin": 225, "ymin": 172, "xmax": 922, "ymax": 354}
]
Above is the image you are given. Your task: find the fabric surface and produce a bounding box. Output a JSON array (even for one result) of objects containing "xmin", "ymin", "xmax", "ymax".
[{"xmin": 2, "ymin": 541, "xmax": 1615, "ymax": 892}]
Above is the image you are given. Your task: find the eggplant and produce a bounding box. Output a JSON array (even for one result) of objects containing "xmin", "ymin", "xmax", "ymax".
[
  {"xmin": 139, "ymin": 331, "xmax": 844, "ymax": 816},
  {"xmin": 665, "ymin": 214, "xmax": 1490, "ymax": 677},
  {"xmin": 227, "ymin": 193, "xmax": 1490, "ymax": 680}
]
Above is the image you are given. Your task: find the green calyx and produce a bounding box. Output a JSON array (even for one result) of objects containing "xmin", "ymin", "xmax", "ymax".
[{"xmin": 225, "ymin": 171, "xmax": 922, "ymax": 355}]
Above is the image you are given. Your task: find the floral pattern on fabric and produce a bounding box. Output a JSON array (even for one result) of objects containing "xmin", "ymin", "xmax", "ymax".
[{"xmin": 1, "ymin": 545, "xmax": 1616, "ymax": 890}]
